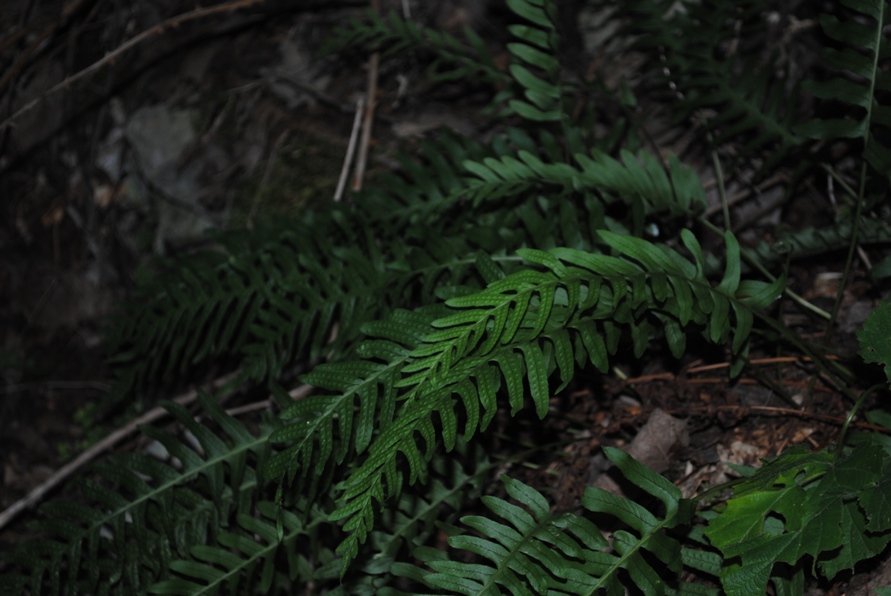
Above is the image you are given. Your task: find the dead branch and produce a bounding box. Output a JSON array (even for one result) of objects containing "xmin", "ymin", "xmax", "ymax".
[{"xmin": 0, "ymin": 0, "xmax": 266, "ymax": 133}]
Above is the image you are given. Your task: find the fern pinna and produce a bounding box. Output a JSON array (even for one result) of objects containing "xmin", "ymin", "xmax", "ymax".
[{"xmin": 2, "ymin": 0, "xmax": 891, "ymax": 594}]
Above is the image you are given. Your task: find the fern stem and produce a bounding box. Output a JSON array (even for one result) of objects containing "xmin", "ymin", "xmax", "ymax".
[
  {"xmin": 836, "ymin": 383, "xmax": 884, "ymax": 449},
  {"xmin": 708, "ymin": 134, "xmax": 731, "ymax": 230},
  {"xmin": 754, "ymin": 311, "xmax": 858, "ymax": 403},
  {"xmin": 823, "ymin": 162, "xmax": 868, "ymax": 346},
  {"xmin": 699, "ymin": 218, "xmax": 831, "ymax": 320},
  {"xmin": 820, "ymin": 163, "xmax": 858, "ymax": 207}
]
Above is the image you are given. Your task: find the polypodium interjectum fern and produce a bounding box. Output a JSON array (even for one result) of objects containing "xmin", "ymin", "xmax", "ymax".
[
  {"xmin": 459, "ymin": 145, "xmax": 707, "ymax": 225},
  {"xmin": 327, "ymin": 229, "xmax": 783, "ymax": 566},
  {"xmin": 319, "ymin": 8, "xmax": 507, "ymax": 87},
  {"xmin": 4, "ymin": 0, "xmax": 891, "ymax": 594},
  {"xmin": 501, "ymin": 0, "xmax": 564, "ymax": 123},
  {"xmin": 150, "ymin": 440, "xmax": 495, "ymax": 596}
]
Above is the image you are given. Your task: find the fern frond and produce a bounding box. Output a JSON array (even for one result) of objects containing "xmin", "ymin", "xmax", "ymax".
[
  {"xmin": 417, "ymin": 448, "xmax": 701, "ymax": 595},
  {"xmin": 750, "ymin": 215, "xmax": 891, "ymax": 268},
  {"xmin": 460, "ymin": 146, "xmax": 707, "ymax": 223},
  {"xmin": 0, "ymin": 393, "xmax": 272, "ymax": 595},
  {"xmin": 105, "ymin": 208, "xmax": 386, "ymax": 398},
  {"xmin": 148, "ymin": 500, "xmax": 325, "ymax": 595},
  {"xmin": 796, "ymin": 0, "xmax": 891, "ymax": 177},
  {"xmin": 264, "ymin": 307, "xmax": 444, "ymax": 488},
  {"xmin": 329, "ymin": 230, "xmax": 783, "ymax": 568},
  {"xmin": 503, "ymin": 0, "xmax": 563, "ymax": 122}
]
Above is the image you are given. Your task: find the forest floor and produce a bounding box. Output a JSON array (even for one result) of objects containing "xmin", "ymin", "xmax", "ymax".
[{"xmin": 0, "ymin": 1, "xmax": 889, "ymax": 594}]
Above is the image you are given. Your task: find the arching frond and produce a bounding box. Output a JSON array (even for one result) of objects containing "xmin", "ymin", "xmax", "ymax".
[
  {"xmin": 460, "ymin": 147, "xmax": 706, "ymax": 224},
  {"xmin": 330, "ymin": 230, "xmax": 783, "ymax": 567}
]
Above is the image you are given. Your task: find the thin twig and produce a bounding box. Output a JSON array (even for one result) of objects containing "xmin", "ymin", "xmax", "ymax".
[
  {"xmin": 223, "ymin": 383, "xmax": 312, "ymax": 417},
  {"xmin": 0, "ymin": 0, "xmax": 265, "ymax": 132},
  {"xmin": 335, "ymin": 97, "xmax": 364, "ymax": 201},
  {"xmin": 664, "ymin": 404, "xmax": 889, "ymax": 434},
  {"xmin": 351, "ymin": 0, "xmax": 381, "ymax": 191},
  {"xmin": 0, "ymin": 0, "xmax": 87, "ymax": 92},
  {"xmin": 248, "ymin": 129, "xmax": 289, "ymax": 225}
]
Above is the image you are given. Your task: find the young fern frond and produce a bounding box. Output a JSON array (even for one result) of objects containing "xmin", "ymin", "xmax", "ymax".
[
  {"xmin": 417, "ymin": 449, "xmax": 700, "ymax": 595},
  {"xmin": 796, "ymin": 0, "xmax": 891, "ymax": 178},
  {"xmin": 329, "ymin": 230, "xmax": 783, "ymax": 567},
  {"xmin": 1, "ymin": 393, "xmax": 273, "ymax": 595}
]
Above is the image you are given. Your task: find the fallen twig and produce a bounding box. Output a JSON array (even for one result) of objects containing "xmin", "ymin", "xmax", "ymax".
[
  {"xmin": 351, "ymin": 0, "xmax": 381, "ymax": 191},
  {"xmin": 335, "ymin": 97, "xmax": 365, "ymax": 201},
  {"xmin": 0, "ymin": 0, "xmax": 265, "ymax": 132}
]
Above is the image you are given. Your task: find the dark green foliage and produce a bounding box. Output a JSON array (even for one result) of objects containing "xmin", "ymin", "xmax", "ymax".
[
  {"xmin": 751, "ymin": 215, "xmax": 891, "ymax": 268},
  {"xmin": 858, "ymin": 300, "xmax": 891, "ymax": 384},
  {"xmin": 3, "ymin": 0, "xmax": 891, "ymax": 594},
  {"xmin": 329, "ymin": 230, "xmax": 782, "ymax": 568},
  {"xmin": 0, "ymin": 392, "xmax": 273, "ymax": 594},
  {"xmin": 319, "ymin": 9, "xmax": 507, "ymax": 86},
  {"xmin": 624, "ymin": 0, "xmax": 804, "ymax": 173},
  {"xmin": 795, "ymin": 0, "xmax": 891, "ymax": 178},
  {"xmin": 418, "ymin": 449, "xmax": 699, "ymax": 595},
  {"xmin": 706, "ymin": 442, "xmax": 891, "ymax": 595}
]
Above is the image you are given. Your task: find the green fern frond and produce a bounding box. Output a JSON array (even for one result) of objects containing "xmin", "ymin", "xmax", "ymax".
[
  {"xmin": 416, "ymin": 448, "xmax": 700, "ymax": 595},
  {"xmin": 330, "ymin": 230, "xmax": 783, "ymax": 568},
  {"xmin": 105, "ymin": 209, "xmax": 386, "ymax": 398},
  {"xmin": 460, "ymin": 146, "xmax": 706, "ymax": 222},
  {"xmin": 265, "ymin": 307, "xmax": 444, "ymax": 487},
  {"xmin": 0, "ymin": 393, "xmax": 272, "ymax": 595},
  {"xmin": 750, "ymin": 215, "xmax": 891, "ymax": 268},
  {"xmin": 796, "ymin": 0, "xmax": 891, "ymax": 177},
  {"xmin": 148, "ymin": 500, "xmax": 325, "ymax": 595},
  {"xmin": 502, "ymin": 0, "xmax": 563, "ymax": 122}
]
